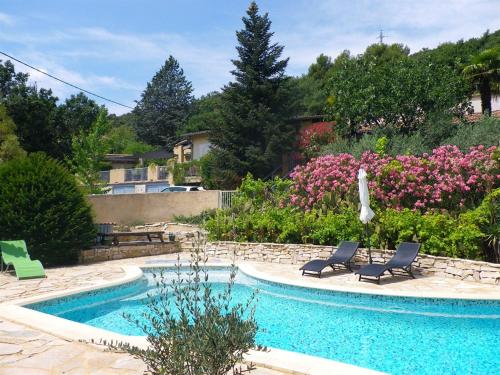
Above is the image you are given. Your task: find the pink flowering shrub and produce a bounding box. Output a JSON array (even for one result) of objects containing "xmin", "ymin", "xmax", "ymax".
[
  {"xmin": 297, "ymin": 122, "xmax": 335, "ymax": 149},
  {"xmin": 290, "ymin": 145, "xmax": 499, "ymax": 213},
  {"xmin": 297, "ymin": 122, "xmax": 335, "ymax": 160}
]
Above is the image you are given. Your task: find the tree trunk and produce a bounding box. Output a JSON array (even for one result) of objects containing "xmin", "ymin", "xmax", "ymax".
[{"xmin": 479, "ymin": 78, "xmax": 492, "ymax": 115}]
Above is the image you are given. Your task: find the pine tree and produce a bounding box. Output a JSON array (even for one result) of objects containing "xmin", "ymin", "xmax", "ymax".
[
  {"xmin": 209, "ymin": 2, "xmax": 294, "ymax": 188},
  {"xmin": 134, "ymin": 56, "xmax": 193, "ymax": 147}
]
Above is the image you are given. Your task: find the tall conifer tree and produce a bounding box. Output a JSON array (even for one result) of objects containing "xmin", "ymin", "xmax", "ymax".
[
  {"xmin": 209, "ymin": 2, "xmax": 294, "ymax": 188},
  {"xmin": 134, "ymin": 56, "xmax": 193, "ymax": 147}
]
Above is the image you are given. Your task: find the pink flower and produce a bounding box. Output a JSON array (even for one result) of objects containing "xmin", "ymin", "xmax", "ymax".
[{"xmin": 288, "ymin": 145, "xmax": 499, "ymax": 213}]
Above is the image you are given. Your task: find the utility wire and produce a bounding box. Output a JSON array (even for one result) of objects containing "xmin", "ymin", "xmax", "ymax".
[{"xmin": 0, "ymin": 50, "xmax": 134, "ymax": 109}]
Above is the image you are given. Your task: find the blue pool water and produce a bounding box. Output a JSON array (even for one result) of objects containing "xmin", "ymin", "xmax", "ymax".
[{"xmin": 28, "ymin": 267, "xmax": 500, "ymax": 374}]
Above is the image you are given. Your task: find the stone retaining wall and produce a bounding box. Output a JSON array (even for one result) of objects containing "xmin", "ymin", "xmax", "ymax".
[
  {"xmin": 204, "ymin": 241, "xmax": 500, "ymax": 285},
  {"xmin": 79, "ymin": 242, "xmax": 180, "ymax": 264}
]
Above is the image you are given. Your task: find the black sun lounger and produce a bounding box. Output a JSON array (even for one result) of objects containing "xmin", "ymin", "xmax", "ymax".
[
  {"xmin": 355, "ymin": 242, "xmax": 421, "ymax": 284},
  {"xmin": 299, "ymin": 241, "xmax": 360, "ymax": 277}
]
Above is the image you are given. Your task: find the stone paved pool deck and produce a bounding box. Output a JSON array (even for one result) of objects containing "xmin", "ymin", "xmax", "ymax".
[{"xmin": 0, "ymin": 253, "xmax": 499, "ymax": 374}]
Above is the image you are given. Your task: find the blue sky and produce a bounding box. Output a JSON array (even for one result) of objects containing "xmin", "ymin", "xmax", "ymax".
[{"xmin": 1, "ymin": 0, "xmax": 499, "ymax": 114}]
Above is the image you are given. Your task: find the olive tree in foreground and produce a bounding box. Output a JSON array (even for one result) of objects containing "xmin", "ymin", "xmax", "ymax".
[{"xmin": 110, "ymin": 233, "xmax": 260, "ymax": 375}]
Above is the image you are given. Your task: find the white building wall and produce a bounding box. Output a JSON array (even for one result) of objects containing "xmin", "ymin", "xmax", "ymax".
[
  {"xmin": 471, "ymin": 95, "xmax": 500, "ymax": 113},
  {"xmin": 192, "ymin": 139, "xmax": 211, "ymax": 160}
]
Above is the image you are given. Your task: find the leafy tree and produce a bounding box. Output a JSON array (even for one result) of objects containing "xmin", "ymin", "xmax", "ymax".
[
  {"xmin": 105, "ymin": 124, "xmax": 156, "ymax": 154},
  {"xmin": 54, "ymin": 93, "xmax": 103, "ymax": 158},
  {"xmin": 180, "ymin": 92, "xmax": 223, "ymax": 134},
  {"xmin": 69, "ymin": 110, "xmax": 110, "ymax": 194},
  {"xmin": 1, "ymin": 60, "xmax": 94, "ymax": 160},
  {"xmin": 0, "ymin": 60, "xmax": 62, "ymax": 157},
  {"xmin": 289, "ymin": 54, "xmax": 334, "ymax": 115},
  {"xmin": 363, "ymin": 43, "xmax": 410, "ymax": 64},
  {"xmin": 210, "ymin": 2, "xmax": 294, "ymax": 187},
  {"xmin": 327, "ymin": 54, "xmax": 471, "ymax": 138},
  {"xmin": 414, "ymin": 29, "xmax": 500, "ymax": 71},
  {"xmin": 108, "ymin": 111, "xmax": 136, "ymax": 128},
  {"xmin": 463, "ymin": 47, "xmax": 500, "ymax": 114},
  {"xmin": 444, "ymin": 115, "xmax": 500, "ymax": 151},
  {"xmin": 0, "ymin": 105, "xmax": 26, "ymax": 162},
  {"xmin": 134, "ymin": 56, "xmax": 193, "ymax": 147},
  {"xmin": 307, "ymin": 53, "xmax": 333, "ymax": 80},
  {"xmin": 289, "ymin": 45, "xmax": 412, "ymax": 118},
  {"xmin": 0, "ymin": 60, "xmax": 28, "ymax": 98},
  {"xmin": 199, "ymin": 150, "xmax": 242, "ymax": 189},
  {"xmin": 0, "ymin": 153, "xmax": 95, "ymax": 266},
  {"xmin": 4, "ymin": 84, "xmax": 60, "ymax": 156}
]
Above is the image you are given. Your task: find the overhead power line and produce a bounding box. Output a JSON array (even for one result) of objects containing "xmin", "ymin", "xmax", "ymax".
[{"xmin": 0, "ymin": 50, "xmax": 134, "ymax": 109}]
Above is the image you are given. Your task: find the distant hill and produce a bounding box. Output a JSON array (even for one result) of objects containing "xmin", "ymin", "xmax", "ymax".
[{"xmin": 412, "ymin": 29, "xmax": 500, "ymax": 69}]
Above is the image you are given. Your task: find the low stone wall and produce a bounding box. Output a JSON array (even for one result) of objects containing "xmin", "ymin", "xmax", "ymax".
[
  {"xmin": 204, "ymin": 241, "xmax": 500, "ymax": 285},
  {"xmin": 79, "ymin": 242, "xmax": 180, "ymax": 264}
]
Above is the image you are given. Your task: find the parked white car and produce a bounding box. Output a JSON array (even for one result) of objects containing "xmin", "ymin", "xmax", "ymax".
[{"xmin": 161, "ymin": 186, "xmax": 205, "ymax": 192}]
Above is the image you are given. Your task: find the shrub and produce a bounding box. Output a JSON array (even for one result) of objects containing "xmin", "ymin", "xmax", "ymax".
[
  {"xmin": 205, "ymin": 174, "xmax": 494, "ymax": 260},
  {"xmin": 297, "ymin": 122, "xmax": 335, "ymax": 159},
  {"xmin": 0, "ymin": 153, "xmax": 95, "ymax": 266},
  {"xmin": 232, "ymin": 173, "xmax": 292, "ymax": 211},
  {"xmin": 290, "ymin": 153, "xmax": 359, "ymax": 212},
  {"xmin": 385, "ymin": 132, "xmax": 431, "ymax": 156},
  {"xmin": 173, "ymin": 209, "xmax": 217, "ymax": 225},
  {"xmin": 206, "ymin": 207, "xmax": 363, "ymax": 246},
  {"xmin": 308, "ymin": 209, "xmax": 364, "ymax": 245},
  {"xmin": 172, "ymin": 160, "xmax": 202, "ymax": 185},
  {"xmin": 111, "ymin": 233, "xmax": 259, "ymax": 375},
  {"xmin": 465, "ymin": 188, "xmax": 500, "ymax": 262},
  {"xmin": 320, "ymin": 116, "xmax": 500, "ymax": 160},
  {"xmin": 444, "ymin": 116, "xmax": 500, "ymax": 152},
  {"xmin": 291, "ymin": 145, "xmax": 499, "ymax": 213},
  {"xmin": 203, "ymin": 175, "xmax": 294, "ymax": 242},
  {"xmin": 321, "ymin": 131, "xmax": 432, "ymax": 159},
  {"xmin": 372, "ymin": 208, "xmax": 484, "ymax": 259},
  {"xmin": 199, "ymin": 149, "xmax": 243, "ymax": 190},
  {"xmin": 320, "ymin": 133, "xmax": 379, "ymax": 159},
  {"xmin": 373, "ymin": 209, "xmax": 422, "ymax": 250},
  {"xmin": 205, "ymin": 209, "xmax": 236, "ymax": 242}
]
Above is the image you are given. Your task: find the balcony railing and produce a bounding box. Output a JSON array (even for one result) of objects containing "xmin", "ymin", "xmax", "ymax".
[
  {"xmin": 99, "ymin": 170, "xmax": 110, "ymax": 183},
  {"xmin": 157, "ymin": 166, "xmax": 168, "ymax": 180},
  {"xmin": 185, "ymin": 164, "xmax": 200, "ymax": 177},
  {"xmin": 124, "ymin": 167, "xmax": 148, "ymax": 182}
]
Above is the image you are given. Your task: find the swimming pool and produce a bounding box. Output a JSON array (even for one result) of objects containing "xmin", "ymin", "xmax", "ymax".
[{"xmin": 28, "ymin": 267, "xmax": 500, "ymax": 374}]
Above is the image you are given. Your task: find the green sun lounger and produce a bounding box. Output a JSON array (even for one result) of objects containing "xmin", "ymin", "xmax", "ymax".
[{"xmin": 0, "ymin": 240, "xmax": 46, "ymax": 280}]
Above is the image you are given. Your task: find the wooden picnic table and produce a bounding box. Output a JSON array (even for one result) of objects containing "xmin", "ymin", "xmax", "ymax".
[{"xmin": 97, "ymin": 231, "xmax": 164, "ymax": 245}]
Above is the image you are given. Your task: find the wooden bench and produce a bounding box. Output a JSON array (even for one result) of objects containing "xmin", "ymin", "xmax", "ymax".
[{"xmin": 97, "ymin": 231, "xmax": 164, "ymax": 246}]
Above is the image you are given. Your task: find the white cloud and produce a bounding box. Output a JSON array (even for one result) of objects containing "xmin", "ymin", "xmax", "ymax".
[
  {"xmin": 9, "ymin": 51, "xmax": 136, "ymax": 113},
  {"xmin": 268, "ymin": 0, "xmax": 500, "ymax": 76},
  {"xmin": 2, "ymin": 1, "xmax": 499, "ymax": 114},
  {"xmin": 51, "ymin": 27, "xmax": 235, "ymax": 95},
  {"xmin": 0, "ymin": 12, "xmax": 14, "ymax": 26}
]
